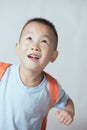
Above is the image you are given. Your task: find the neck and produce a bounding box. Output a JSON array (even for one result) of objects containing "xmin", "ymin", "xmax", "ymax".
[{"xmin": 19, "ymin": 65, "xmax": 44, "ymax": 87}]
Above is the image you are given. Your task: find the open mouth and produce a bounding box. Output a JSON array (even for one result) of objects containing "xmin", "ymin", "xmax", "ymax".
[{"xmin": 27, "ymin": 54, "xmax": 40, "ymax": 62}]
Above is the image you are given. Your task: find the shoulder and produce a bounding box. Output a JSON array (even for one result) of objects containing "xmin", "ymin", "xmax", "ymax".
[
  {"xmin": 0, "ymin": 62, "xmax": 11, "ymax": 80},
  {"xmin": 0, "ymin": 62, "xmax": 18, "ymax": 81},
  {"xmin": 44, "ymin": 71, "xmax": 60, "ymax": 99}
]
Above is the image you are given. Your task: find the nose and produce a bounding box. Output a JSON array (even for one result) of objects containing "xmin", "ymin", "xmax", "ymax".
[
  {"xmin": 31, "ymin": 46, "xmax": 39, "ymax": 51},
  {"xmin": 31, "ymin": 42, "xmax": 40, "ymax": 51}
]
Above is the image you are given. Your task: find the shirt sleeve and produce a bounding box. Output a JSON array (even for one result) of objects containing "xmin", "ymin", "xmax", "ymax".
[{"xmin": 53, "ymin": 81, "xmax": 69, "ymax": 110}]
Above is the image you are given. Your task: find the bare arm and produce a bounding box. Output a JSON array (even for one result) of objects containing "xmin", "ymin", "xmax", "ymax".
[{"xmin": 55, "ymin": 98, "xmax": 75, "ymax": 125}]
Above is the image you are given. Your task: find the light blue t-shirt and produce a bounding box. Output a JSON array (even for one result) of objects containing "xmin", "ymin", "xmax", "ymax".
[{"xmin": 0, "ymin": 64, "xmax": 68, "ymax": 130}]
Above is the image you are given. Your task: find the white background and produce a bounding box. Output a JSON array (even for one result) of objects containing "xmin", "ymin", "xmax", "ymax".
[{"xmin": 0, "ymin": 0, "xmax": 87, "ymax": 130}]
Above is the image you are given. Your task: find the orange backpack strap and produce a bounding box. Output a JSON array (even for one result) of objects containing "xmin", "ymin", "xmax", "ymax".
[
  {"xmin": 0, "ymin": 62, "xmax": 11, "ymax": 80},
  {"xmin": 45, "ymin": 72, "xmax": 59, "ymax": 108},
  {"xmin": 41, "ymin": 72, "xmax": 60, "ymax": 130}
]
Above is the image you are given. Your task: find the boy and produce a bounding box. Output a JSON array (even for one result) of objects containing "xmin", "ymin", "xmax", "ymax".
[{"xmin": 0, "ymin": 18, "xmax": 75, "ymax": 130}]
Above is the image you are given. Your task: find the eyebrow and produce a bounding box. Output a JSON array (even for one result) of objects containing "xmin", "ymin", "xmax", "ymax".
[
  {"xmin": 24, "ymin": 31, "xmax": 33, "ymax": 35},
  {"xmin": 24, "ymin": 32, "xmax": 52, "ymax": 41}
]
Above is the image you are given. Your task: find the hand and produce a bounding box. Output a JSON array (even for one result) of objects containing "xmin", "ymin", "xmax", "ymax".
[{"xmin": 55, "ymin": 109, "xmax": 74, "ymax": 125}]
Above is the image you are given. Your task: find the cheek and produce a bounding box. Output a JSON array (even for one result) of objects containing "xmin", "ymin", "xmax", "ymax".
[
  {"xmin": 19, "ymin": 44, "xmax": 28, "ymax": 52},
  {"xmin": 17, "ymin": 47, "xmax": 26, "ymax": 58},
  {"xmin": 43, "ymin": 52, "xmax": 52, "ymax": 62}
]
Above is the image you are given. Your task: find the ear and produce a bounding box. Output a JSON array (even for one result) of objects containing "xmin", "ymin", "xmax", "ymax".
[
  {"xmin": 50, "ymin": 50, "xmax": 58, "ymax": 63},
  {"xmin": 16, "ymin": 42, "xmax": 20, "ymax": 56}
]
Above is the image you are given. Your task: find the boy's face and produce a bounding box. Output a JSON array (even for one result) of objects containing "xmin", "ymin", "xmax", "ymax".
[{"xmin": 16, "ymin": 22, "xmax": 58, "ymax": 72}]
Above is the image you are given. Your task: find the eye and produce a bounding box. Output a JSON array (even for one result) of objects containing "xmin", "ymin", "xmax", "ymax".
[
  {"xmin": 26, "ymin": 36, "xmax": 32, "ymax": 41},
  {"xmin": 41, "ymin": 40, "xmax": 48, "ymax": 44}
]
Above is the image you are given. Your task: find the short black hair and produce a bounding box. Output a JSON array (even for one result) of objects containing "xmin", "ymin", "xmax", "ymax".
[{"xmin": 19, "ymin": 17, "xmax": 58, "ymax": 49}]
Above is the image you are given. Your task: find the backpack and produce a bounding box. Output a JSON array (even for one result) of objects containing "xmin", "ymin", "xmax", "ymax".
[{"xmin": 0, "ymin": 62, "xmax": 59, "ymax": 130}]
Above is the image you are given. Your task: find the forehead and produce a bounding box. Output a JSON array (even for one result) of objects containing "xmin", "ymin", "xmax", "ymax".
[{"xmin": 22, "ymin": 22, "xmax": 56, "ymax": 38}]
